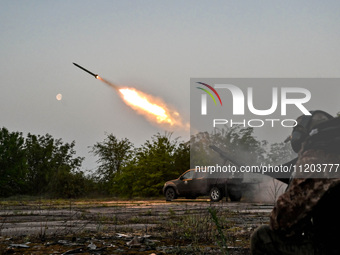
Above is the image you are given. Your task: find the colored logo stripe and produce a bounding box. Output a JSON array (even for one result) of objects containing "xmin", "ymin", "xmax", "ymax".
[
  {"xmin": 196, "ymin": 82, "xmax": 222, "ymax": 106},
  {"xmin": 197, "ymin": 87, "xmax": 217, "ymax": 105}
]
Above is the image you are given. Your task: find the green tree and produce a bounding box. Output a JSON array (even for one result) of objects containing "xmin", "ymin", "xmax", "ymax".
[
  {"xmin": 92, "ymin": 132, "xmax": 189, "ymax": 197},
  {"xmin": 47, "ymin": 166, "xmax": 88, "ymax": 198},
  {"xmin": 111, "ymin": 161, "xmax": 138, "ymax": 197},
  {"xmin": 25, "ymin": 133, "xmax": 83, "ymax": 195},
  {"xmin": 128, "ymin": 132, "xmax": 184, "ymax": 196},
  {"xmin": 0, "ymin": 127, "xmax": 27, "ymax": 196},
  {"xmin": 90, "ymin": 134, "xmax": 134, "ymax": 193},
  {"xmin": 173, "ymin": 141, "xmax": 190, "ymax": 174}
]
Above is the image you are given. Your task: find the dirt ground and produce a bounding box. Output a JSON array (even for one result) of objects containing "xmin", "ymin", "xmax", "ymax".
[{"xmin": 0, "ymin": 198, "xmax": 272, "ymax": 254}]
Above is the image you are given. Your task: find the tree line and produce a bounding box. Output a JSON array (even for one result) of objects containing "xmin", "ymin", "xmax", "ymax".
[
  {"xmin": 90, "ymin": 132, "xmax": 189, "ymax": 197},
  {"xmin": 0, "ymin": 126, "xmax": 294, "ymax": 198},
  {"xmin": 0, "ymin": 127, "xmax": 189, "ymax": 198},
  {"xmin": 0, "ymin": 127, "xmax": 85, "ymax": 198}
]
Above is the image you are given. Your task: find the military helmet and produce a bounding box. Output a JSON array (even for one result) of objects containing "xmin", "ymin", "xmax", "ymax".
[{"xmin": 288, "ymin": 110, "xmax": 334, "ymax": 153}]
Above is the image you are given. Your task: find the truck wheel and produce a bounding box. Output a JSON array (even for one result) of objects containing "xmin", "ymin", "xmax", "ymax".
[
  {"xmin": 165, "ymin": 187, "xmax": 177, "ymax": 201},
  {"xmin": 210, "ymin": 187, "xmax": 222, "ymax": 202}
]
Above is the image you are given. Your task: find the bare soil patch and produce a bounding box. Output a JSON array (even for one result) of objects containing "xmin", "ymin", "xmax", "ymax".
[{"xmin": 0, "ymin": 199, "xmax": 272, "ymax": 254}]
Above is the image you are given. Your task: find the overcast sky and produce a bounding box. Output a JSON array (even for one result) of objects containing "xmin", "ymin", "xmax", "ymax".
[{"xmin": 1, "ymin": 1, "xmax": 340, "ymax": 171}]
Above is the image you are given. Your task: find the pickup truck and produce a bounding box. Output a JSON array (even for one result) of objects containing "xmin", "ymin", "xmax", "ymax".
[{"xmin": 162, "ymin": 169, "xmax": 242, "ymax": 202}]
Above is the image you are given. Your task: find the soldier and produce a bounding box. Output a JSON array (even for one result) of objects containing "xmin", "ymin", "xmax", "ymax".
[{"xmin": 250, "ymin": 110, "xmax": 340, "ymax": 255}]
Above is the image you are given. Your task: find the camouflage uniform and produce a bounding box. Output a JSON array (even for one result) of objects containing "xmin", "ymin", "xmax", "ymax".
[
  {"xmin": 251, "ymin": 148, "xmax": 340, "ymax": 255},
  {"xmin": 250, "ymin": 225, "xmax": 314, "ymax": 255}
]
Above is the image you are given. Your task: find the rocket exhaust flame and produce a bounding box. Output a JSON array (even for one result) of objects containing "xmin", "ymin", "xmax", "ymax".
[
  {"xmin": 73, "ymin": 62, "xmax": 187, "ymax": 129},
  {"xmin": 98, "ymin": 77, "xmax": 183, "ymax": 127},
  {"xmin": 119, "ymin": 87, "xmax": 182, "ymax": 126}
]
